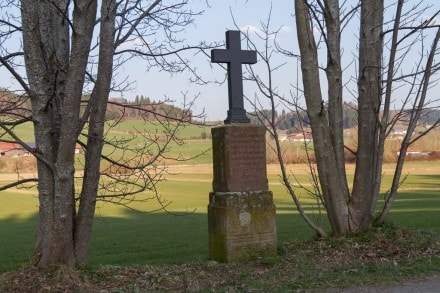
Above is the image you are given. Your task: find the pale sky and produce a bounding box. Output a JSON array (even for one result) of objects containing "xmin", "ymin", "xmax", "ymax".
[
  {"xmin": 1, "ymin": 1, "xmax": 439, "ymax": 121},
  {"xmin": 120, "ymin": 0, "xmax": 297, "ymax": 121},
  {"xmin": 120, "ymin": 0, "xmax": 440, "ymax": 121}
]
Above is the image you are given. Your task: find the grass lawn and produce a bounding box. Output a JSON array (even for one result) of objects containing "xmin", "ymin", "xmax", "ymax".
[
  {"xmin": 0, "ymin": 162, "xmax": 439, "ymax": 275},
  {"xmin": 107, "ymin": 120, "xmax": 212, "ymax": 140}
]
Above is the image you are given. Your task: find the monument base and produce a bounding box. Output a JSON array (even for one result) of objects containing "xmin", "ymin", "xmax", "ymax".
[
  {"xmin": 224, "ymin": 108, "xmax": 250, "ymax": 124},
  {"xmin": 208, "ymin": 190, "xmax": 277, "ymax": 262}
]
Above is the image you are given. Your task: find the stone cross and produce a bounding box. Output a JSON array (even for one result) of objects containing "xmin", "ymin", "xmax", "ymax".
[{"xmin": 211, "ymin": 30, "xmax": 257, "ymax": 124}]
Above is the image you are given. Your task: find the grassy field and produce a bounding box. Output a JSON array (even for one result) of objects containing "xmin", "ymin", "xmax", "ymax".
[
  {"xmin": 0, "ymin": 122, "xmax": 439, "ymax": 290},
  {"xmin": 0, "ymin": 162, "xmax": 439, "ymax": 274},
  {"xmin": 4, "ymin": 121, "xmax": 440, "ymax": 168}
]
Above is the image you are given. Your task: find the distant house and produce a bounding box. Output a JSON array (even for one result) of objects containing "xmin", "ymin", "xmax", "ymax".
[
  {"xmin": 389, "ymin": 128, "xmax": 415, "ymax": 140},
  {"xmin": 397, "ymin": 147, "xmax": 430, "ymax": 158},
  {"xmin": 0, "ymin": 142, "xmax": 83, "ymax": 157},
  {"xmin": 278, "ymin": 134, "xmax": 289, "ymax": 141},
  {"xmin": 287, "ymin": 132, "xmax": 313, "ymax": 142},
  {"xmin": 0, "ymin": 142, "xmax": 24, "ymax": 157},
  {"xmin": 392, "ymin": 128, "xmax": 407, "ymax": 135},
  {"xmin": 74, "ymin": 144, "xmax": 84, "ymax": 154}
]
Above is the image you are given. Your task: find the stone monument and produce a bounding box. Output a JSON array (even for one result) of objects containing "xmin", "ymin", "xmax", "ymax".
[{"xmin": 208, "ymin": 30, "xmax": 277, "ymax": 262}]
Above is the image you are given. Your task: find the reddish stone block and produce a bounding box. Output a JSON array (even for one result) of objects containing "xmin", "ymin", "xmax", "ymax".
[{"xmin": 211, "ymin": 124, "xmax": 268, "ymax": 192}]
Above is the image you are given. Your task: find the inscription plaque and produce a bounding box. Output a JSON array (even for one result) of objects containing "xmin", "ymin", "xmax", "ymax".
[{"xmin": 212, "ymin": 124, "xmax": 268, "ymax": 192}]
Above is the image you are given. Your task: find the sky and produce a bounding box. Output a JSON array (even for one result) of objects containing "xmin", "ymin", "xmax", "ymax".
[
  {"xmin": 119, "ymin": 0, "xmax": 440, "ymax": 121},
  {"xmin": 118, "ymin": 0, "xmax": 297, "ymax": 121},
  {"xmin": 1, "ymin": 1, "xmax": 439, "ymax": 121}
]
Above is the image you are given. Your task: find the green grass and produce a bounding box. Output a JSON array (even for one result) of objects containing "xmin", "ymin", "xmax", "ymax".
[
  {"xmin": 1, "ymin": 224, "xmax": 438, "ymax": 292},
  {"xmin": 3, "ymin": 119, "xmax": 212, "ymax": 141},
  {"xmin": 99, "ymin": 138, "xmax": 212, "ymax": 165},
  {"xmin": 168, "ymin": 140, "xmax": 212, "ymax": 164},
  {"xmin": 107, "ymin": 120, "xmax": 212, "ymax": 140},
  {"xmin": 99, "ymin": 120, "xmax": 213, "ymax": 165},
  {"xmin": 2, "ymin": 120, "xmax": 213, "ymax": 165},
  {"xmin": 4, "ymin": 122, "xmax": 35, "ymax": 142},
  {"xmin": 0, "ymin": 162, "xmax": 439, "ymax": 274},
  {"xmin": 1, "ymin": 122, "xmax": 439, "ymax": 290}
]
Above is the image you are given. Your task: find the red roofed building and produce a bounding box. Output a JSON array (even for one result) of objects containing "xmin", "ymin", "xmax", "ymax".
[{"xmin": 0, "ymin": 142, "xmax": 23, "ymax": 157}]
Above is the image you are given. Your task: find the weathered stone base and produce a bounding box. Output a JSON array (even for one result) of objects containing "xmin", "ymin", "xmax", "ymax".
[{"xmin": 208, "ymin": 190, "xmax": 277, "ymax": 262}]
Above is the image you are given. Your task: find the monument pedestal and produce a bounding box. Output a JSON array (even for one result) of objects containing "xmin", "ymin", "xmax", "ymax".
[
  {"xmin": 208, "ymin": 124, "xmax": 277, "ymax": 262},
  {"xmin": 208, "ymin": 190, "xmax": 276, "ymax": 262}
]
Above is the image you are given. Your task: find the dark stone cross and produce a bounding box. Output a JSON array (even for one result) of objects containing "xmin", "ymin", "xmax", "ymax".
[{"xmin": 211, "ymin": 30, "xmax": 257, "ymax": 124}]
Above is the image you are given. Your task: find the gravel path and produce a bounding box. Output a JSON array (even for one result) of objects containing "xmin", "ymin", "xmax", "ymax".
[{"xmin": 335, "ymin": 275, "xmax": 440, "ymax": 293}]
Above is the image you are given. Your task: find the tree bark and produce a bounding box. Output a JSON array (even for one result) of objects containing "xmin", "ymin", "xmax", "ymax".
[
  {"xmin": 325, "ymin": 0, "xmax": 347, "ymax": 187},
  {"xmin": 6, "ymin": 0, "xmax": 201, "ymax": 269},
  {"xmin": 349, "ymin": 0, "xmax": 384, "ymax": 230},
  {"xmin": 295, "ymin": 0, "xmax": 350, "ymax": 234},
  {"xmin": 74, "ymin": 0, "xmax": 116, "ymax": 265},
  {"xmin": 373, "ymin": 0, "xmax": 403, "ymax": 219},
  {"xmin": 22, "ymin": 0, "xmax": 97, "ymax": 268},
  {"xmin": 376, "ymin": 27, "xmax": 440, "ymax": 224},
  {"xmin": 292, "ymin": 0, "xmax": 438, "ymax": 236}
]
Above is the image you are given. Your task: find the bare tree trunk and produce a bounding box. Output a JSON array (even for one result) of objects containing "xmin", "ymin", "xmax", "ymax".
[
  {"xmin": 350, "ymin": 0, "xmax": 384, "ymax": 230},
  {"xmin": 4, "ymin": 0, "xmax": 205, "ymax": 269},
  {"xmin": 295, "ymin": 0, "xmax": 350, "ymax": 234},
  {"xmin": 74, "ymin": 0, "xmax": 116, "ymax": 265},
  {"xmin": 324, "ymin": 0, "xmax": 348, "ymax": 192},
  {"xmin": 376, "ymin": 27, "xmax": 440, "ymax": 223},
  {"xmin": 372, "ymin": 0, "xmax": 403, "ymax": 220},
  {"xmin": 22, "ymin": 0, "xmax": 74, "ymax": 268},
  {"xmin": 22, "ymin": 0, "xmax": 97, "ymax": 268},
  {"xmin": 291, "ymin": 0, "xmax": 438, "ymax": 235},
  {"xmin": 244, "ymin": 17, "xmax": 328, "ymax": 237}
]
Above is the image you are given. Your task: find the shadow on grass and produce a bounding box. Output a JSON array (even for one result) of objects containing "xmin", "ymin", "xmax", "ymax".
[
  {"xmin": 0, "ymin": 210, "xmax": 316, "ymax": 273},
  {"xmin": 409, "ymin": 174, "xmax": 440, "ymax": 189},
  {"xmin": 0, "ymin": 214, "xmax": 36, "ymax": 273},
  {"xmin": 1, "ymin": 189, "xmax": 439, "ymax": 274},
  {"xmin": 88, "ymin": 211, "xmax": 321, "ymax": 268}
]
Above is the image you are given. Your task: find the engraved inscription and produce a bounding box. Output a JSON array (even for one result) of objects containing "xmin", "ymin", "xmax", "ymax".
[
  {"xmin": 227, "ymin": 131, "xmax": 266, "ymax": 190},
  {"xmin": 211, "ymin": 125, "xmax": 268, "ymax": 192}
]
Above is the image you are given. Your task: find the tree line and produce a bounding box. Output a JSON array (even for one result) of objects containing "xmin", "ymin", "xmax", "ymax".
[
  {"xmin": 0, "ymin": 90, "xmax": 189, "ymax": 122},
  {"xmin": 250, "ymin": 104, "xmax": 439, "ymax": 132},
  {"xmin": 106, "ymin": 96, "xmax": 190, "ymax": 121}
]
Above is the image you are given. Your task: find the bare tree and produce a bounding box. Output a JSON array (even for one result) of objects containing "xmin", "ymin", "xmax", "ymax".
[
  {"xmin": 243, "ymin": 0, "xmax": 439, "ymax": 236},
  {"xmin": 0, "ymin": 0, "xmax": 206, "ymax": 268}
]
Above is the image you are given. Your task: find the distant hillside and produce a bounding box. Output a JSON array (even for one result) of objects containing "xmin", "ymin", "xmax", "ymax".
[
  {"xmin": 251, "ymin": 103, "xmax": 439, "ymax": 133},
  {"xmin": 0, "ymin": 89, "xmax": 31, "ymax": 119},
  {"xmin": 106, "ymin": 97, "xmax": 191, "ymax": 121},
  {"xmin": 421, "ymin": 109, "xmax": 440, "ymax": 125},
  {"xmin": 0, "ymin": 90, "xmax": 189, "ymax": 122}
]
